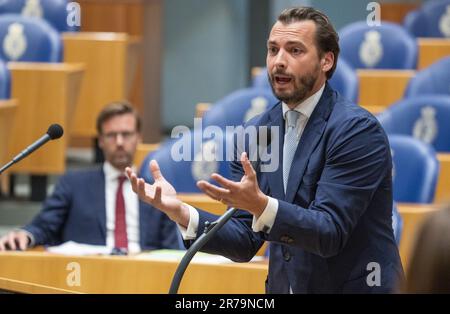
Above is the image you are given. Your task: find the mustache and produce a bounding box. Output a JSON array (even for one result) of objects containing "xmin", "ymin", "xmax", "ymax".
[{"xmin": 270, "ymin": 70, "xmax": 294, "ymax": 78}]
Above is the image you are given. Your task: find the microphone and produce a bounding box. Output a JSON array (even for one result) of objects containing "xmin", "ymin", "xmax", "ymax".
[{"xmin": 0, "ymin": 124, "xmax": 64, "ymax": 175}]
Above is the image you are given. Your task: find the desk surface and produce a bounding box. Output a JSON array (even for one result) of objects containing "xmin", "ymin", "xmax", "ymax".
[{"xmin": 0, "ymin": 250, "xmax": 268, "ymax": 294}]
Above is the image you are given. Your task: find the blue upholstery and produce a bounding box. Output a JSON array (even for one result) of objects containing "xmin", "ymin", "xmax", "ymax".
[
  {"xmin": 140, "ymin": 131, "xmax": 234, "ymax": 193},
  {"xmin": 388, "ymin": 135, "xmax": 439, "ymax": 203},
  {"xmin": 328, "ymin": 58, "xmax": 359, "ymax": 103},
  {"xmin": 0, "ymin": 0, "xmax": 78, "ymax": 32},
  {"xmin": 377, "ymin": 95, "xmax": 450, "ymax": 152},
  {"xmin": 0, "ymin": 14, "xmax": 62, "ymax": 62},
  {"xmin": 202, "ymin": 88, "xmax": 278, "ymax": 129},
  {"xmin": 0, "ymin": 58, "xmax": 11, "ymax": 99},
  {"xmin": 404, "ymin": 56, "xmax": 450, "ymax": 97},
  {"xmin": 403, "ymin": 0, "xmax": 450, "ymax": 38},
  {"xmin": 339, "ymin": 21, "xmax": 417, "ymax": 69},
  {"xmin": 251, "ymin": 58, "xmax": 359, "ymax": 103}
]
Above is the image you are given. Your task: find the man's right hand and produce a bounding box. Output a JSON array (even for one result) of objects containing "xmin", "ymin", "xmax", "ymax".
[
  {"xmin": 0, "ymin": 230, "xmax": 30, "ymax": 251},
  {"xmin": 126, "ymin": 160, "xmax": 190, "ymax": 228}
]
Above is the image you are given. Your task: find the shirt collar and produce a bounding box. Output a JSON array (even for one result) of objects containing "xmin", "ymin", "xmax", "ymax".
[
  {"xmin": 103, "ymin": 161, "xmax": 132, "ymax": 181},
  {"xmin": 282, "ymin": 83, "xmax": 325, "ymax": 120}
]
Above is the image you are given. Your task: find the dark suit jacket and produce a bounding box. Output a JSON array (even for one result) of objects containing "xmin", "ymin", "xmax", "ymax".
[
  {"xmin": 190, "ymin": 83, "xmax": 404, "ymax": 293},
  {"xmin": 23, "ymin": 166, "xmax": 181, "ymax": 250}
]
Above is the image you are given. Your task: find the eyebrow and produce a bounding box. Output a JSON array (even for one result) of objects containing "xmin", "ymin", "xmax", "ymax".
[{"xmin": 267, "ymin": 40, "xmax": 307, "ymax": 48}]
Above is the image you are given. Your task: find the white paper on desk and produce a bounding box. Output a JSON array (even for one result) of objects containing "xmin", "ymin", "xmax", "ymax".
[
  {"xmin": 46, "ymin": 241, "xmax": 111, "ymax": 256},
  {"xmin": 136, "ymin": 249, "xmax": 265, "ymax": 264}
]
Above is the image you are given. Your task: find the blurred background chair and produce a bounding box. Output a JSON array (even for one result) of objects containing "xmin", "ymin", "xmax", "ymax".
[
  {"xmin": 0, "ymin": 14, "xmax": 62, "ymax": 62},
  {"xmin": 378, "ymin": 95, "xmax": 450, "ymax": 152},
  {"xmin": 403, "ymin": 0, "xmax": 450, "ymax": 38},
  {"xmin": 140, "ymin": 130, "xmax": 233, "ymax": 193},
  {"xmin": 404, "ymin": 56, "xmax": 450, "ymax": 97},
  {"xmin": 0, "ymin": 0, "xmax": 79, "ymax": 32},
  {"xmin": 0, "ymin": 59, "xmax": 11, "ymax": 99},
  {"xmin": 201, "ymin": 88, "xmax": 278, "ymax": 129},
  {"xmin": 339, "ymin": 21, "xmax": 417, "ymax": 69},
  {"xmin": 389, "ymin": 135, "xmax": 439, "ymax": 203}
]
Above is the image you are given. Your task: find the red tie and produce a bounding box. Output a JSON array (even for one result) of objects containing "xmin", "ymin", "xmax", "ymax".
[{"xmin": 114, "ymin": 176, "xmax": 128, "ymax": 250}]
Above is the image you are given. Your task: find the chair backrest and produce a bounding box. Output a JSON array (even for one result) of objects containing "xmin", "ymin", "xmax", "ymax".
[
  {"xmin": 339, "ymin": 21, "xmax": 417, "ymax": 69},
  {"xmin": 389, "ymin": 135, "xmax": 439, "ymax": 203},
  {"xmin": 0, "ymin": 0, "xmax": 78, "ymax": 32},
  {"xmin": 404, "ymin": 56, "xmax": 450, "ymax": 97},
  {"xmin": 139, "ymin": 131, "xmax": 234, "ymax": 193},
  {"xmin": 0, "ymin": 58, "xmax": 11, "ymax": 99},
  {"xmin": 202, "ymin": 88, "xmax": 278, "ymax": 129},
  {"xmin": 252, "ymin": 59, "xmax": 359, "ymax": 103},
  {"xmin": 328, "ymin": 57, "xmax": 359, "ymax": 103},
  {"xmin": 377, "ymin": 95, "xmax": 450, "ymax": 152},
  {"xmin": 403, "ymin": 0, "xmax": 450, "ymax": 38},
  {"xmin": 0, "ymin": 14, "xmax": 62, "ymax": 62}
]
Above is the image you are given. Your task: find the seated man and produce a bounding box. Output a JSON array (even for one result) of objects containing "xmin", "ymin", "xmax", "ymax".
[{"xmin": 0, "ymin": 101, "xmax": 181, "ymax": 253}]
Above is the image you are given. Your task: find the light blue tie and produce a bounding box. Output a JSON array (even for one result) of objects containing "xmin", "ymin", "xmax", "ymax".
[{"xmin": 283, "ymin": 110, "xmax": 301, "ymax": 193}]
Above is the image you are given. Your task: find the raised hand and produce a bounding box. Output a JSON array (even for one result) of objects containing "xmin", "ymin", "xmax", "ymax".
[
  {"xmin": 196, "ymin": 152, "xmax": 268, "ymax": 218},
  {"xmin": 126, "ymin": 160, "xmax": 190, "ymax": 227}
]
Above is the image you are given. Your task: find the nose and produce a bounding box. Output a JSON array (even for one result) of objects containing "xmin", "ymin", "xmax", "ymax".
[
  {"xmin": 273, "ymin": 49, "xmax": 287, "ymax": 70},
  {"xmin": 115, "ymin": 133, "xmax": 124, "ymax": 146}
]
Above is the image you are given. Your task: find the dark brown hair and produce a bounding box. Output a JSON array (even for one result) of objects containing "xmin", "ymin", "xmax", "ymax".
[
  {"xmin": 96, "ymin": 101, "xmax": 141, "ymax": 134},
  {"xmin": 277, "ymin": 7, "xmax": 340, "ymax": 79},
  {"xmin": 402, "ymin": 206, "xmax": 450, "ymax": 293}
]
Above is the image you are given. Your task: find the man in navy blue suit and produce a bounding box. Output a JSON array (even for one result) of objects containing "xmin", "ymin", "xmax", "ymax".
[
  {"xmin": 0, "ymin": 101, "xmax": 181, "ymax": 253},
  {"xmin": 127, "ymin": 7, "xmax": 403, "ymax": 292}
]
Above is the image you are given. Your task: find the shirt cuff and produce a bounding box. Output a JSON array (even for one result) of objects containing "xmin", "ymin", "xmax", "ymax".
[
  {"xmin": 177, "ymin": 203, "xmax": 199, "ymax": 240},
  {"xmin": 252, "ymin": 196, "xmax": 278, "ymax": 233}
]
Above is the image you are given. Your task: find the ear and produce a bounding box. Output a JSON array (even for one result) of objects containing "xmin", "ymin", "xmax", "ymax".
[
  {"xmin": 321, "ymin": 51, "xmax": 334, "ymax": 73},
  {"xmin": 98, "ymin": 135, "xmax": 105, "ymax": 149}
]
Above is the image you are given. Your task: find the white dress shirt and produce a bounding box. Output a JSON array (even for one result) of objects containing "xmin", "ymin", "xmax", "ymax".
[
  {"xmin": 104, "ymin": 162, "xmax": 141, "ymax": 253},
  {"xmin": 179, "ymin": 84, "xmax": 325, "ymax": 240}
]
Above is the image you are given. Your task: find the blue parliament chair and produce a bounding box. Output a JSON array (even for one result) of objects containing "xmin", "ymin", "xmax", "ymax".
[
  {"xmin": 0, "ymin": 58, "xmax": 11, "ymax": 99},
  {"xmin": 388, "ymin": 135, "xmax": 439, "ymax": 204},
  {"xmin": 404, "ymin": 56, "xmax": 450, "ymax": 97},
  {"xmin": 403, "ymin": 0, "xmax": 450, "ymax": 38},
  {"xmin": 251, "ymin": 58, "xmax": 359, "ymax": 103},
  {"xmin": 377, "ymin": 95, "xmax": 450, "ymax": 152},
  {"xmin": 328, "ymin": 57, "xmax": 359, "ymax": 103},
  {"xmin": 0, "ymin": 0, "xmax": 78, "ymax": 32},
  {"xmin": 0, "ymin": 14, "xmax": 62, "ymax": 62},
  {"xmin": 339, "ymin": 21, "xmax": 417, "ymax": 69},
  {"xmin": 202, "ymin": 88, "xmax": 278, "ymax": 129},
  {"xmin": 140, "ymin": 131, "xmax": 234, "ymax": 193}
]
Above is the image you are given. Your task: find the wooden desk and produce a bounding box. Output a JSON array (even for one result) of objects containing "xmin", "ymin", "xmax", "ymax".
[
  {"xmin": 134, "ymin": 143, "xmax": 160, "ymax": 169},
  {"xmin": 63, "ymin": 32, "xmax": 141, "ymax": 140},
  {"xmin": 435, "ymin": 153, "xmax": 450, "ymax": 204},
  {"xmin": 0, "ymin": 251, "xmax": 267, "ymax": 294},
  {"xmin": 418, "ymin": 38, "xmax": 450, "ymax": 69},
  {"xmin": 0, "ymin": 99, "xmax": 17, "ymax": 166},
  {"xmin": 8, "ymin": 62, "xmax": 84, "ymax": 174},
  {"xmin": 357, "ymin": 70, "xmax": 415, "ymax": 110},
  {"xmin": 0, "ymin": 100, "xmax": 17, "ymax": 194}
]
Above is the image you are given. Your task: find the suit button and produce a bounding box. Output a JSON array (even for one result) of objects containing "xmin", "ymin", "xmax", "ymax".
[{"xmin": 283, "ymin": 251, "xmax": 291, "ymax": 261}]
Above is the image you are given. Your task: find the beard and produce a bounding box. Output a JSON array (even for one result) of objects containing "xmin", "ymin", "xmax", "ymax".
[{"xmin": 269, "ymin": 63, "xmax": 320, "ymax": 105}]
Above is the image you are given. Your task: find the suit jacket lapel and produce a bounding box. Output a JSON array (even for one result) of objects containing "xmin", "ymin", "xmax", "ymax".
[
  {"xmin": 264, "ymin": 103, "xmax": 286, "ymax": 200},
  {"xmin": 285, "ymin": 84, "xmax": 335, "ymax": 203},
  {"xmin": 93, "ymin": 168, "xmax": 107, "ymax": 240}
]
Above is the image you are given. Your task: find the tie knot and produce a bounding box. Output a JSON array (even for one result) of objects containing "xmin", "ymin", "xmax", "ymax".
[
  {"xmin": 118, "ymin": 175, "xmax": 127, "ymax": 185},
  {"xmin": 286, "ymin": 110, "xmax": 300, "ymax": 129}
]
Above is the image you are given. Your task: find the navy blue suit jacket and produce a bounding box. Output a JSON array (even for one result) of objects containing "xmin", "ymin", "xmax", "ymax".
[
  {"xmin": 190, "ymin": 83, "xmax": 404, "ymax": 293},
  {"xmin": 23, "ymin": 166, "xmax": 181, "ymax": 250}
]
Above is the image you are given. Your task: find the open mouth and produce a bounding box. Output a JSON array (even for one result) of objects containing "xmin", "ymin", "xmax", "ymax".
[{"xmin": 274, "ymin": 75, "xmax": 292, "ymax": 85}]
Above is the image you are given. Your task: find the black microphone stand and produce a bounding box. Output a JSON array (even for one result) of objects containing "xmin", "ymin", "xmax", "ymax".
[{"xmin": 169, "ymin": 207, "xmax": 238, "ymax": 294}]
